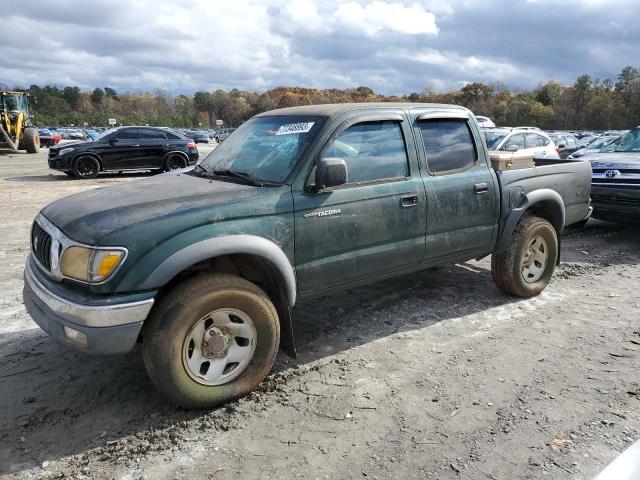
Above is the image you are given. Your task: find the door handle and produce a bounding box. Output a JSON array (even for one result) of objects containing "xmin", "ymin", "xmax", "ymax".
[
  {"xmin": 132, "ymin": 144, "xmax": 140, "ymax": 147},
  {"xmin": 474, "ymin": 183, "xmax": 489, "ymax": 194},
  {"xmin": 400, "ymin": 195, "xmax": 418, "ymax": 207}
]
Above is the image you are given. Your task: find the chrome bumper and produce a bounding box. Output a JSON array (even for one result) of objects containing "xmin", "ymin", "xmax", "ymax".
[{"xmin": 23, "ymin": 258, "xmax": 154, "ymax": 355}]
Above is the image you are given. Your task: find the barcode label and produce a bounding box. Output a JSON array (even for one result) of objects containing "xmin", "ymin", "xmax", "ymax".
[{"xmin": 275, "ymin": 122, "xmax": 315, "ymax": 135}]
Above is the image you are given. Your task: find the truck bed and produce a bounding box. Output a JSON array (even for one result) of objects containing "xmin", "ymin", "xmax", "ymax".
[{"xmin": 494, "ymin": 158, "xmax": 592, "ymax": 228}]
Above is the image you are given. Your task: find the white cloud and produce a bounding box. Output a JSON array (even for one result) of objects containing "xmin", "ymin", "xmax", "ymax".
[{"xmin": 332, "ymin": 1, "xmax": 438, "ymax": 36}]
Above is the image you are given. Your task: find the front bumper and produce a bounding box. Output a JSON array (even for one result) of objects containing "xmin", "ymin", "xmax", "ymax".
[
  {"xmin": 23, "ymin": 258, "xmax": 155, "ymax": 355},
  {"xmin": 591, "ymin": 184, "xmax": 640, "ymax": 221},
  {"xmin": 48, "ymin": 152, "xmax": 72, "ymax": 171}
]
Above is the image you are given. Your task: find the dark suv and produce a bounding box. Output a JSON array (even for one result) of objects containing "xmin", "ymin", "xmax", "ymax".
[{"xmin": 48, "ymin": 126, "xmax": 199, "ymax": 178}]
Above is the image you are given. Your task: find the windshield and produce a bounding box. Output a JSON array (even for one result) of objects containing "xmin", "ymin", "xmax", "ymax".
[
  {"xmin": 483, "ymin": 130, "xmax": 508, "ymax": 150},
  {"xmin": 586, "ymin": 136, "xmax": 616, "ymax": 150},
  {"xmin": 601, "ymin": 128, "xmax": 640, "ymax": 153},
  {"xmin": 196, "ymin": 115, "xmax": 326, "ymax": 183}
]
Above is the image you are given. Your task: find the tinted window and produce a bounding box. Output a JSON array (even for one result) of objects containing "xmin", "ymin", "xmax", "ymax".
[
  {"xmin": 503, "ymin": 133, "xmax": 525, "ymax": 150},
  {"xmin": 115, "ymin": 129, "xmax": 139, "ymax": 140},
  {"xmin": 322, "ymin": 121, "xmax": 409, "ymax": 183},
  {"xmin": 165, "ymin": 131, "xmax": 182, "ymax": 140},
  {"xmin": 539, "ymin": 135, "xmax": 550, "ymax": 146},
  {"xmin": 139, "ymin": 128, "xmax": 167, "ymax": 140},
  {"xmin": 419, "ymin": 120, "xmax": 477, "ymax": 173},
  {"xmin": 566, "ymin": 137, "xmax": 577, "ymax": 148}
]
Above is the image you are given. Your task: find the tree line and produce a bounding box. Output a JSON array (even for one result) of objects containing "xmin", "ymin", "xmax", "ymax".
[{"xmin": 4, "ymin": 65, "xmax": 639, "ymax": 130}]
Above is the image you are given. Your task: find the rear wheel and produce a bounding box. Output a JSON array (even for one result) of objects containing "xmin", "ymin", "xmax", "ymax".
[
  {"xmin": 143, "ymin": 273, "xmax": 280, "ymax": 409},
  {"xmin": 23, "ymin": 127, "xmax": 39, "ymax": 154},
  {"xmin": 164, "ymin": 153, "xmax": 187, "ymax": 171},
  {"xmin": 491, "ymin": 216, "xmax": 558, "ymax": 297},
  {"xmin": 72, "ymin": 155, "xmax": 100, "ymax": 179}
]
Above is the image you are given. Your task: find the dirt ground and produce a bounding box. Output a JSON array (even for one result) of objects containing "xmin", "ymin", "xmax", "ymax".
[{"xmin": 0, "ymin": 147, "xmax": 639, "ymax": 480}]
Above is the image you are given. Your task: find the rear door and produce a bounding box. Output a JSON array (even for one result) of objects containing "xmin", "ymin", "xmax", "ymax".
[
  {"xmin": 293, "ymin": 112, "xmax": 427, "ymax": 295},
  {"xmin": 137, "ymin": 128, "xmax": 168, "ymax": 168},
  {"xmin": 415, "ymin": 113, "xmax": 498, "ymax": 261},
  {"xmin": 100, "ymin": 128, "xmax": 141, "ymax": 170}
]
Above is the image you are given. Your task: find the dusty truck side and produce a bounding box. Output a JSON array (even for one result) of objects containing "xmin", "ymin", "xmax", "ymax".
[{"xmin": 23, "ymin": 103, "xmax": 591, "ymax": 408}]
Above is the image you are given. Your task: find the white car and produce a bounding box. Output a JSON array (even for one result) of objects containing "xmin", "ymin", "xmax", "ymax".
[
  {"xmin": 483, "ymin": 127, "xmax": 560, "ymax": 160},
  {"xmin": 475, "ymin": 115, "xmax": 496, "ymax": 128}
]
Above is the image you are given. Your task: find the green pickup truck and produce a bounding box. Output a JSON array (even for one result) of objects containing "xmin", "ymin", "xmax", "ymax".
[{"xmin": 24, "ymin": 103, "xmax": 592, "ymax": 408}]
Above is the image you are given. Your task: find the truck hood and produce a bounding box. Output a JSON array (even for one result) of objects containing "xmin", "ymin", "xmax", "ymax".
[
  {"xmin": 41, "ymin": 172, "xmax": 291, "ymax": 245},
  {"xmin": 581, "ymin": 152, "xmax": 640, "ymax": 169}
]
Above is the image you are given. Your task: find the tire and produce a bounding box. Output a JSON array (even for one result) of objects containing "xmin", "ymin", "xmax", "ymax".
[
  {"xmin": 491, "ymin": 216, "xmax": 558, "ymax": 297},
  {"xmin": 72, "ymin": 155, "xmax": 100, "ymax": 179},
  {"xmin": 23, "ymin": 127, "xmax": 39, "ymax": 154},
  {"xmin": 63, "ymin": 171, "xmax": 75, "ymax": 177},
  {"xmin": 164, "ymin": 153, "xmax": 187, "ymax": 171},
  {"xmin": 143, "ymin": 273, "xmax": 280, "ymax": 409}
]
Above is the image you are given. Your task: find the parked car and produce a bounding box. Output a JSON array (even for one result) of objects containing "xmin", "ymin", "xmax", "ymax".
[
  {"xmin": 580, "ymin": 126, "xmax": 640, "ymax": 223},
  {"xmin": 568, "ymin": 135, "xmax": 619, "ymax": 159},
  {"xmin": 192, "ymin": 131, "xmax": 210, "ymax": 143},
  {"xmin": 23, "ymin": 103, "xmax": 591, "ymax": 408},
  {"xmin": 483, "ymin": 127, "xmax": 560, "ymax": 159},
  {"xmin": 214, "ymin": 128, "xmax": 235, "ymax": 142},
  {"xmin": 47, "ymin": 126, "xmax": 199, "ymax": 178},
  {"xmin": 547, "ymin": 133, "xmax": 580, "ymax": 158},
  {"xmin": 62, "ymin": 129, "xmax": 85, "ymax": 140},
  {"xmin": 475, "ymin": 115, "xmax": 496, "ymax": 128},
  {"xmin": 38, "ymin": 129, "xmax": 62, "ymax": 148}
]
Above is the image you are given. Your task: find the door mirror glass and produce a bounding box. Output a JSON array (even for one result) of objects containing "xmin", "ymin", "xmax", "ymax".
[
  {"xmin": 557, "ymin": 143, "xmax": 566, "ymax": 149},
  {"xmin": 316, "ymin": 157, "xmax": 348, "ymax": 189},
  {"xmin": 506, "ymin": 144, "xmax": 519, "ymax": 152}
]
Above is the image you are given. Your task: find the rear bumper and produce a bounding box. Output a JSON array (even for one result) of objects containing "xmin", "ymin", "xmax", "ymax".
[{"xmin": 23, "ymin": 258, "xmax": 154, "ymax": 355}]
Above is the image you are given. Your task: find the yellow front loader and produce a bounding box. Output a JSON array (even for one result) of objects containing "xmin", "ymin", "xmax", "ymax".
[{"xmin": 0, "ymin": 91, "xmax": 39, "ymax": 153}]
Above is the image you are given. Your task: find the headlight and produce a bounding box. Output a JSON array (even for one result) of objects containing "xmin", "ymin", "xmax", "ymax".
[
  {"xmin": 60, "ymin": 246, "xmax": 126, "ymax": 283},
  {"xmin": 58, "ymin": 147, "xmax": 75, "ymax": 156}
]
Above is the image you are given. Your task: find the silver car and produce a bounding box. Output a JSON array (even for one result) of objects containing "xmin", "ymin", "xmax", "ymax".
[{"xmin": 483, "ymin": 127, "xmax": 560, "ymax": 160}]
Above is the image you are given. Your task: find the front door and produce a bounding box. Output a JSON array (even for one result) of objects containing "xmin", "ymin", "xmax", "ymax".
[
  {"xmin": 100, "ymin": 128, "xmax": 142, "ymax": 170},
  {"xmin": 294, "ymin": 117, "xmax": 426, "ymax": 295},
  {"xmin": 416, "ymin": 116, "xmax": 498, "ymax": 260}
]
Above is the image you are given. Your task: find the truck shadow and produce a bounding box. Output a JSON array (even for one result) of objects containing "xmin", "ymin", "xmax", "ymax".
[{"xmin": 0, "ymin": 222, "xmax": 639, "ymax": 474}]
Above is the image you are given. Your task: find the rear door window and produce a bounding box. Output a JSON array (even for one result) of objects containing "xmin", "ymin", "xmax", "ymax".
[
  {"xmin": 525, "ymin": 133, "xmax": 542, "ymax": 148},
  {"xmin": 115, "ymin": 129, "xmax": 140, "ymax": 140},
  {"xmin": 418, "ymin": 119, "xmax": 477, "ymax": 174},
  {"xmin": 139, "ymin": 128, "xmax": 167, "ymax": 140}
]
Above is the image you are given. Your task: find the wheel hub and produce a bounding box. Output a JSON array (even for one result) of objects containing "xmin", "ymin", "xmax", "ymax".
[{"xmin": 202, "ymin": 327, "xmax": 230, "ymax": 358}]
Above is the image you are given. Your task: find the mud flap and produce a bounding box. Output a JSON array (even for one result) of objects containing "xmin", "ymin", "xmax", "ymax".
[{"xmin": 275, "ymin": 291, "xmax": 296, "ymax": 358}]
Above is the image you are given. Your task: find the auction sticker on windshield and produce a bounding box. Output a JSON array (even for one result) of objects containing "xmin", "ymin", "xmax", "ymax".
[{"xmin": 275, "ymin": 122, "xmax": 315, "ymax": 135}]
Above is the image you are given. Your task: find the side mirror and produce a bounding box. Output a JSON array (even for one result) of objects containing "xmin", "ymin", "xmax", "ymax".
[
  {"xmin": 558, "ymin": 143, "xmax": 566, "ymax": 149},
  {"xmin": 506, "ymin": 144, "xmax": 519, "ymax": 152},
  {"xmin": 316, "ymin": 157, "xmax": 348, "ymax": 190}
]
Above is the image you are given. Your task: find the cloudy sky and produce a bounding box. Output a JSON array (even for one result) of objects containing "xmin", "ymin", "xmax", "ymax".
[{"xmin": 2, "ymin": 0, "xmax": 639, "ymax": 95}]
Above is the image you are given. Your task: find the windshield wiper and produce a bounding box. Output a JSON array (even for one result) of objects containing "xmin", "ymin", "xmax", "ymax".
[
  {"xmin": 193, "ymin": 163, "xmax": 208, "ymax": 175},
  {"xmin": 212, "ymin": 169, "xmax": 264, "ymax": 187}
]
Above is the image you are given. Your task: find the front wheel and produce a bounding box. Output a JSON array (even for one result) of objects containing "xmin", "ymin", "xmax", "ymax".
[
  {"xmin": 491, "ymin": 216, "xmax": 558, "ymax": 297},
  {"xmin": 23, "ymin": 127, "xmax": 40, "ymax": 154},
  {"xmin": 143, "ymin": 273, "xmax": 280, "ymax": 409},
  {"xmin": 72, "ymin": 155, "xmax": 100, "ymax": 179}
]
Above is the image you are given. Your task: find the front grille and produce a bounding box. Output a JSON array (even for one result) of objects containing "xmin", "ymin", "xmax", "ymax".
[
  {"xmin": 592, "ymin": 177, "xmax": 640, "ymax": 185},
  {"xmin": 31, "ymin": 221, "xmax": 52, "ymax": 271},
  {"xmin": 593, "ymin": 168, "xmax": 640, "ymax": 174},
  {"xmin": 591, "ymin": 194, "xmax": 640, "ymax": 207}
]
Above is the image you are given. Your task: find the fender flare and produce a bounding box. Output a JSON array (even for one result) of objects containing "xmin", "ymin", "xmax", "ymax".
[
  {"xmin": 495, "ymin": 189, "xmax": 565, "ymax": 254},
  {"xmin": 139, "ymin": 234, "xmax": 297, "ymax": 306}
]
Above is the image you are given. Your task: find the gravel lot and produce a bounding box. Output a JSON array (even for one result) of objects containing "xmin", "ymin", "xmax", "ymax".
[{"xmin": 0, "ymin": 147, "xmax": 639, "ymax": 480}]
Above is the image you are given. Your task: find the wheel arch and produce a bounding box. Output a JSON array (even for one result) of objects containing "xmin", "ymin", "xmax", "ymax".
[
  {"xmin": 139, "ymin": 235, "xmax": 298, "ymax": 356},
  {"xmin": 495, "ymin": 189, "xmax": 564, "ymax": 254},
  {"xmin": 164, "ymin": 150, "xmax": 189, "ymax": 162}
]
